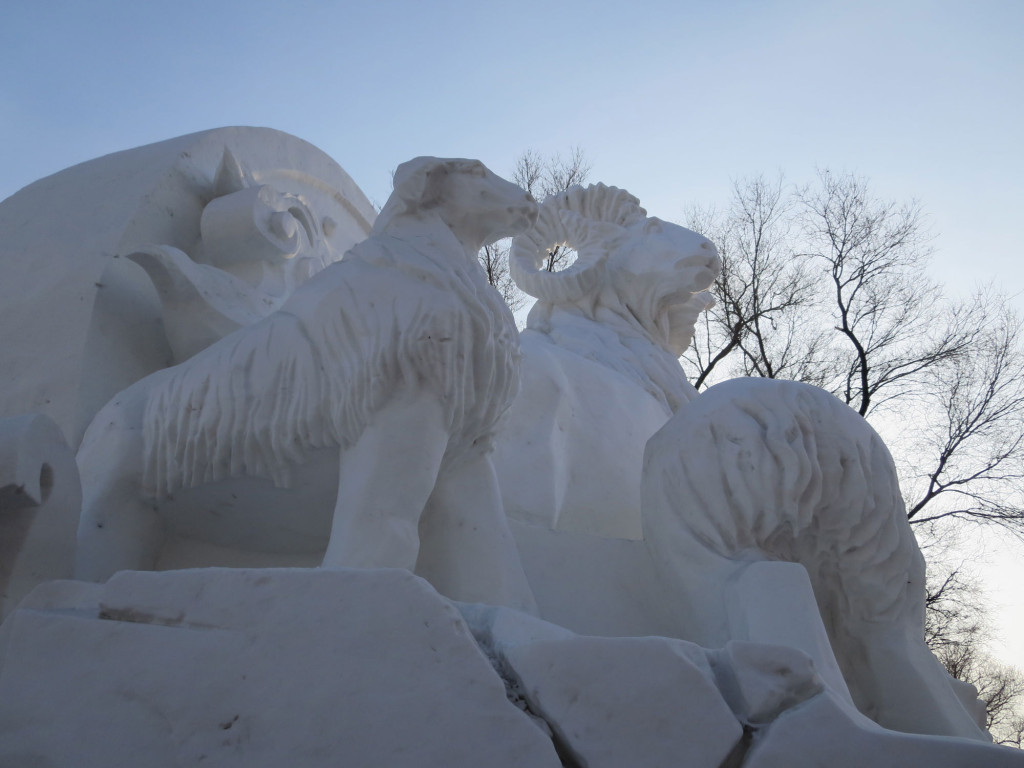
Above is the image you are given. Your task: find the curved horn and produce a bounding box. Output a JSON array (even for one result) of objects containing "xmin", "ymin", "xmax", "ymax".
[{"xmin": 510, "ymin": 184, "xmax": 646, "ymax": 303}]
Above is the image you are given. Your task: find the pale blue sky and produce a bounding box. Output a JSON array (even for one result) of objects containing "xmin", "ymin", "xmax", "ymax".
[
  {"xmin": 4, "ymin": 1, "xmax": 1024, "ymax": 661},
  {"xmin": 3, "ymin": 0, "xmax": 1021, "ymax": 299}
]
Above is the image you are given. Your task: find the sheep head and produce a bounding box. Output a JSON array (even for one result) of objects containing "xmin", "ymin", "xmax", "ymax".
[
  {"xmin": 376, "ymin": 157, "xmax": 538, "ymax": 253},
  {"xmin": 511, "ymin": 183, "xmax": 720, "ymax": 354}
]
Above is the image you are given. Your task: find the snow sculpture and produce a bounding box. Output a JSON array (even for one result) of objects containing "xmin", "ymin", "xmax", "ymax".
[
  {"xmin": 5, "ymin": 568, "xmax": 1021, "ymax": 767},
  {"xmin": 74, "ymin": 157, "xmax": 539, "ymax": 613},
  {"xmin": 0, "ymin": 127, "xmax": 374, "ymax": 446},
  {"xmin": 0, "ymin": 569, "xmax": 564, "ymax": 768},
  {"xmin": 5, "ymin": 132, "xmax": 1022, "ymax": 765},
  {"xmin": 130, "ymin": 148, "xmax": 345, "ymax": 364},
  {"xmin": 642, "ymin": 377, "xmax": 991, "ymax": 740},
  {"xmin": 0, "ymin": 413, "xmax": 81, "ymax": 619},
  {"xmin": 494, "ymin": 184, "xmax": 720, "ymax": 539}
]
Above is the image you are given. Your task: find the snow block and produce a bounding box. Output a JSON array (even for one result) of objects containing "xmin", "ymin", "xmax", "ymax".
[
  {"xmin": 745, "ymin": 688, "xmax": 1024, "ymax": 767},
  {"xmin": 0, "ymin": 413, "xmax": 81, "ymax": 619},
  {"xmin": 502, "ymin": 633, "xmax": 743, "ymax": 767},
  {"xmin": 0, "ymin": 568, "xmax": 561, "ymax": 768}
]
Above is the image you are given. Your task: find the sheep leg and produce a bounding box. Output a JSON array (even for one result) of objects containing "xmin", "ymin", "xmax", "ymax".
[
  {"xmin": 74, "ymin": 395, "xmax": 164, "ymax": 581},
  {"xmin": 415, "ymin": 453, "xmax": 538, "ymax": 614},
  {"xmin": 852, "ymin": 621, "xmax": 990, "ymax": 740},
  {"xmin": 322, "ymin": 390, "xmax": 449, "ymax": 571}
]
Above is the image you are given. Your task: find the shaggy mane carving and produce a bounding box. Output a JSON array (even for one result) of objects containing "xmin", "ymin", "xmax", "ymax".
[
  {"xmin": 142, "ymin": 243, "xmax": 518, "ymax": 497},
  {"xmin": 644, "ymin": 378, "xmax": 922, "ymax": 625}
]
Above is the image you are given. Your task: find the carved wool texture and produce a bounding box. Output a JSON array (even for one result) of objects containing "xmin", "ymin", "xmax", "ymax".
[
  {"xmin": 141, "ymin": 237, "xmax": 519, "ymax": 497},
  {"xmin": 648, "ymin": 381, "xmax": 923, "ymax": 625},
  {"xmin": 539, "ymin": 309, "xmax": 698, "ymax": 413}
]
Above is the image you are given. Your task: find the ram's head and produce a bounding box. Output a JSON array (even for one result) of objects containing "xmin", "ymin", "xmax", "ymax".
[
  {"xmin": 377, "ymin": 157, "xmax": 538, "ymax": 251},
  {"xmin": 511, "ymin": 184, "xmax": 721, "ymax": 355}
]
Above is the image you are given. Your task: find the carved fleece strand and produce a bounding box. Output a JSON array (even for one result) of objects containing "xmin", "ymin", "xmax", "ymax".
[
  {"xmin": 141, "ymin": 236, "xmax": 519, "ymax": 498},
  {"xmin": 645, "ymin": 380, "xmax": 924, "ymax": 626}
]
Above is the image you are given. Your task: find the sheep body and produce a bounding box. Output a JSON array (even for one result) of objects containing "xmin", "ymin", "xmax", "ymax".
[
  {"xmin": 642, "ymin": 377, "xmax": 990, "ymax": 740},
  {"xmin": 494, "ymin": 184, "xmax": 720, "ymax": 539},
  {"xmin": 142, "ymin": 236, "xmax": 517, "ymax": 496},
  {"xmin": 75, "ymin": 157, "xmax": 538, "ymax": 612}
]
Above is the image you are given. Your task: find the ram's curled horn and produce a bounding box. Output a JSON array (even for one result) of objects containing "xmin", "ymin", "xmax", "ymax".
[{"xmin": 510, "ymin": 183, "xmax": 647, "ymax": 303}]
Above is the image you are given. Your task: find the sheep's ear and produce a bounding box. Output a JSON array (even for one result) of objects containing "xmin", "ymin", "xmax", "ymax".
[
  {"xmin": 392, "ymin": 157, "xmax": 448, "ymax": 212},
  {"xmin": 211, "ymin": 148, "xmax": 251, "ymax": 197},
  {"xmin": 643, "ymin": 217, "xmax": 664, "ymax": 234}
]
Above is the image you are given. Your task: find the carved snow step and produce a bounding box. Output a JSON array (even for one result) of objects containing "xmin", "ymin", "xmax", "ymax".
[{"xmin": 0, "ymin": 568, "xmax": 561, "ymax": 768}]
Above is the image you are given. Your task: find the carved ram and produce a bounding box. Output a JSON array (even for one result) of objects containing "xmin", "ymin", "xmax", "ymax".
[
  {"xmin": 75, "ymin": 157, "xmax": 538, "ymax": 612},
  {"xmin": 643, "ymin": 377, "xmax": 991, "ymax": 741},
  {"xmin": 493, "ymin": 184, "xmax": 720, "ymax": 539}
]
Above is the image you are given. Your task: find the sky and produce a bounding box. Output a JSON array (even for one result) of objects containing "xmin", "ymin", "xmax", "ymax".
[{"xmin": 3, "ymin": 1, "xmax": 1024, "ymax": 663}]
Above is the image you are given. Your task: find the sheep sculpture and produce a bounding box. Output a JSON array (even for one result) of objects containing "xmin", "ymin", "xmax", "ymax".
[
  {"xmin": 74, "ymin": 157, "xmax": 539, "ymax": 612},
  {"xmin": 642, "ymin": 377, "xmax": 991, "ymax": 740},
  {"xmin": 493, "ymin": 184, "xmax": 720, "ymax": 539}
]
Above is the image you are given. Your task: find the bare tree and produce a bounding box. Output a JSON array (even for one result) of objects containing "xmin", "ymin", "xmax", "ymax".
[
  {"xmin": 683, "ymin": 170, "xmax": 1024, "ymax": 532},
  {"xmin": 797, "ymin": 170, "xmax": 978, "ymax": 417},
  {"xmin": 926, "ymin": 577, "xmax": 1024, "ymax": 747},
  {"xmin": 920, "ymin": 527, "xmax": 1024, "ymax": 745},
  {"xmin": 940, "ymin": 642, "xmax": 1024, "ymax": 745},
  {"xmin": 924, "ymin": 553, "xmax": 984, "ymax": 655},
  {"xmin": 683, "ymin": 169, "xmax": 1024, "ymax": 742},
  {"xmin": 479, "ymin": 241, "xmax": 529, "ymax": 314},
  {"xmin": 477, "ymin": 148, "xmax": 591, "ymax": 311},
  {"xmin": 683, "ymin": 175, "xmax": 830, "ymax": 390},
  {"xmin": 513, "ymin": 147, "xmax": 591, "ymax": 200},
  {"xmin": 512, "ymin": 148, "xmax": 591, "ymax": 273},
  {"xmin": 902, "ymin": 299, "xmax": 1024, "ymax": 529}
]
